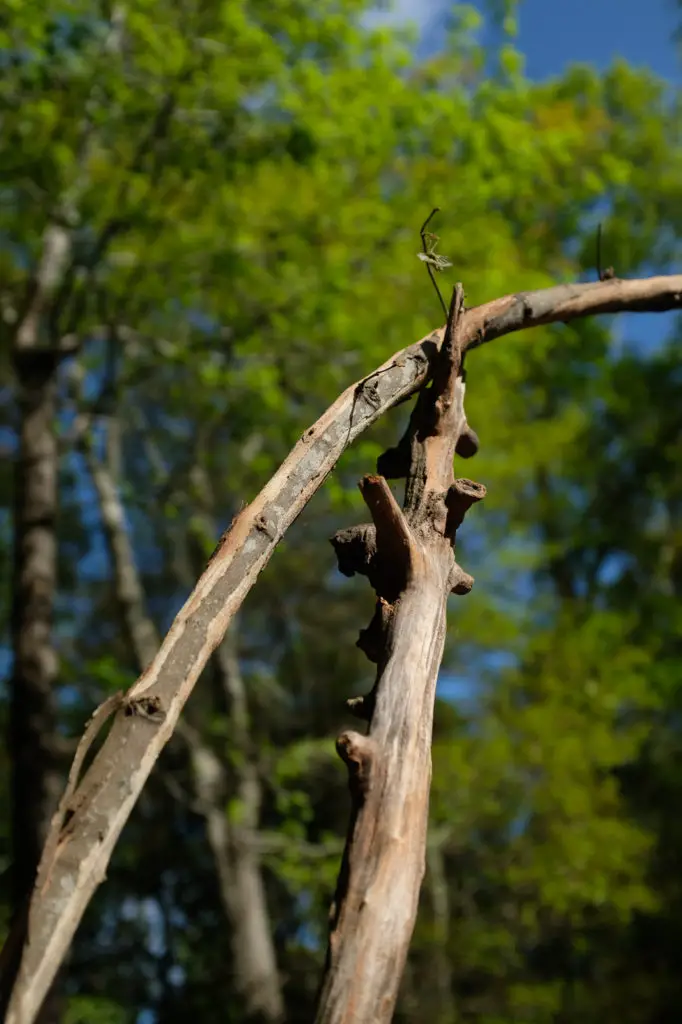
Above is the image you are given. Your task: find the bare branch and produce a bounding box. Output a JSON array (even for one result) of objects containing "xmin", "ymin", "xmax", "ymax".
[
  {"xmin": 465, "ymin": 274, "xmax": 682, "ymax": 350},
  {"xmin": 6, "ymin": 271, "xmax": 682, "ymax": 1024},
  {"xmin": 83, "ymin": 424, "xmax": 284, "ymax": 1021}
]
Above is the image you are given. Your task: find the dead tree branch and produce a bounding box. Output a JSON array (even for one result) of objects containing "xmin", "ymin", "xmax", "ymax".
[
  {"xmin": 82, "ymin": 422, "xmax": 284, "ymax": 1021},
  {"xmin": 316, "ymin": 283, "xmax": 486, "ymax": 1022},
  {"xmin": 5, "ymin": 272, "xmax": 682, "ymax": 1024}
]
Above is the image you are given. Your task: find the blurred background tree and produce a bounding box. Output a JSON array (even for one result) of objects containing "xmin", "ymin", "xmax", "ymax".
[{"xmin": 1, "ymin": 1, "xmax": 681, "ymax": 1021}]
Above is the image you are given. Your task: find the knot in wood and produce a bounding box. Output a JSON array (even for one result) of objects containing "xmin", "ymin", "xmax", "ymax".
[
  {"xmin": 337, "ymin": 731, "xmax": 376, "ymax": 801},
  {"xmin": 123, "ymin": 694, "xmax": 166, "ymax": 723},
  {"xmin": 455, "ymin": 424, "xmax": 480, "ymax": 459},
  {"xmin": 450, "ymin": 565, "xmax": 474, "ymax": 595},
  {"xmin": 330, "ymin": 524, "xmax": 377, "ymax": 578},
  {"xmin": 255, "ymin": 513, "xmax": 277, "ymax": 541},
  {"xmin": 357, "ymin": 597, "xmax": 392, "ymax": 663},
  {"xmin": 445, "ymin": 478, "xmax": 486, "ymax": 536}
]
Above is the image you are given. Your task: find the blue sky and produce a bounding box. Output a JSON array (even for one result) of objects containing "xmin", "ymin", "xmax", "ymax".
[
  {"xmin": 513, "ymin": 0, "xmax": 680, "ymax": 83},
  {"xmin": 375, "ymin": 0, "xmax": 681, "ymax": 82}
]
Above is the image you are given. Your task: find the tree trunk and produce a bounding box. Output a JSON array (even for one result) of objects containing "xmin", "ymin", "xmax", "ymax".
[
  {"xmin": 187, "ymin": 728, "xmax": 283, "ymax": 1022},
  {"xmin": 317, "ymin": 287, "xmax": 485, "ymax": 1022},
  {"xmin": 426, "ymin": 843, "xmax": 456, "ymax": 1022},
  {"xmin": 3, "ymin": 224, "xmax": 73, "ymax": 1024},
  {"xmin": 182, "ymin": 469, "xmax": 284, "ymax": 1021},
  {"xmin": 10, "ymin": 360, "xmax": 61, "ymax": 906}
]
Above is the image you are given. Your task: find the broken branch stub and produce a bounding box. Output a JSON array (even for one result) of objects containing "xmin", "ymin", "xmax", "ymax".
[{"xmin": 317, "ymin": 286, "xmax": 485, "ymax": 1024}]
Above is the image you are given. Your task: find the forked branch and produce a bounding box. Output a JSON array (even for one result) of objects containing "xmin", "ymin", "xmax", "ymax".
[{"xmin": 5, "ymin": 271, "xmax": 682, "ymax": 1024}]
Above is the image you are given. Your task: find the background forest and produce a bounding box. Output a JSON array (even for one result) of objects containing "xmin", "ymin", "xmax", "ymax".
[{"xmin": 1, "ymin": 1, "xmax": 682, "ymax": 1022}]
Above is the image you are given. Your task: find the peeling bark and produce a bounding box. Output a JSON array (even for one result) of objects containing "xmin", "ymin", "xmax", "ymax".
[{"xmin": 6, "ymin": 271, "xmax": 682, "ymax": 1024}]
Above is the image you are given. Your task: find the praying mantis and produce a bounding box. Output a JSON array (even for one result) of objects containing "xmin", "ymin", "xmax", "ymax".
[
  {"xmin": 417, "ymin": 207, "xmax": 479, "ymax": 457},
  {"xmin": 344, "ymin": 207, "xmax": 472, "ymax": 453},
  {"xmin": 418, "ymin": 207, "xmax": 452, "ymax": 319}
]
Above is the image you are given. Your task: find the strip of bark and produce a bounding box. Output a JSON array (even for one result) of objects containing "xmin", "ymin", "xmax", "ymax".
[{"xmin": 6, "ymin": 272, "xmax": 682, "ymax": 1024}]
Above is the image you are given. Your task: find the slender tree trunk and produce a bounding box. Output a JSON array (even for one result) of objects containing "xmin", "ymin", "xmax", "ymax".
[
  {"xmin": 182, "ymin": 467, "xmax": 284, "ymax": 1021},
  {"xmin": 426, "ymin": 844, "xmax": 455, "ymax": 1022},
  {"xmin": 84, "ymin": 421, "xmax": 284, "ymax": 1022},
  {"xmin": 187, "ymin": 724, "xmax": 283, "ymax": 1022},
  {"xmin": 3, "ymin": 224, "xmax": 73, "ymax": 1024},
  {"xmin": 10, "ymin": 362, "xmax": 61, "ymax": 906},
  {"xmin": 188, "ymin": 629, "xmax": 283, "ymax": 1023},
  {"xmin": 6, "ymin": 363, "xmax": 62, "ymax": 1024},
  {"xmin": 9, "ymin": 223, "xmax": 71, "ymax": 906}
]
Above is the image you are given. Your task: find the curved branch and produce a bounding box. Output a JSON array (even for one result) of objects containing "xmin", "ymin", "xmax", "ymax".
[
  {"xmin": 6, "ymin": 271, "xmax": 682, "ymax": 1024},
  {"xmin": 464, "ymin": 274, "xmax": 682, "ymax": 350}
]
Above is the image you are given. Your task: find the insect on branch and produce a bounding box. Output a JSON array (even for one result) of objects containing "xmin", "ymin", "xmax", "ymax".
[{"xmin": 418, "ymin": 207, "xmax": 452, "ymax": 320}]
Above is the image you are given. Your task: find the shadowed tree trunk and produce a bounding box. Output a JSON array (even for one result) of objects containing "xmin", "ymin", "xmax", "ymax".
[
  {"xmin": 9, "ymin": 224, "xmax": 71, "ymax": 904},
  {"xmin": 10, "ymin": 350, "xmax": 60, "ymax": 906},
  {"xmin": 4, "ymin": 223, "xmax": 74, "ymax": 1024},
  {"xmin": 426, "ymin": 843, "xmax": 455, "ymax": 1022}
]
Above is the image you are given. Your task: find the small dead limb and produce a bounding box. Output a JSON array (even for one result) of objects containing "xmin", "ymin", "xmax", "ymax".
[
  {"xmin": 455, "ymin": 422, "xmax": 480, "ymax": 459},
  {"xmin": 330, "ymin": 524, "xmax": 377, "ymax": 579},
  {"xmin": 445, "ymin": 478, "xmax": 487, "ymax": 538},
  {"xmin": 450, "ymin": 564, "xmax": 475, "ymax": 596},
  {"xmin": 336, "ymin": 732, "xmax": 377, "ymax": 803},
  {"xmin": 356, "ymin": 598, "xmax": 393, "ymax": 664},
  {"xmin": 359, "ymin": 476, "xmax": 413, "ymax": 598}
]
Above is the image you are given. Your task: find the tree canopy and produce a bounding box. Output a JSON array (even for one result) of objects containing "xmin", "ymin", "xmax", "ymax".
[{"xmin": 1, "ymin": 1, "xmax": 681, "ymax": 1022}]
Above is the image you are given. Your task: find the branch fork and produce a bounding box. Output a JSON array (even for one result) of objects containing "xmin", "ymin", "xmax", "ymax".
[{"xmin": 8, "ymin": 270, "xmax": 681, "ymax": 1024}]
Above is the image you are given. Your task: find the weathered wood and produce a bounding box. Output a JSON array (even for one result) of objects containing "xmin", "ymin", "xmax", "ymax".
[
  {"xmin": 85, "ymin": 428, "xmax": 285, "ymax": 1022},
  {"xmin": 6, "ymin": 272, "xmax": 682, "ymax": 1024},
  {"xmin": 317, "ymin": 286, "xmax": 485, "ymax": 1023}
]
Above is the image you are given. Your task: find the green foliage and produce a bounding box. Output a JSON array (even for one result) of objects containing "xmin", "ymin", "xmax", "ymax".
[
  {"xmin": 64, "ymin": 997, "xmax": 127, "ymax": 1024},
  {"xmin": 1, "ymin": 1, "xmax": 682, "ymax": 1021}
]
